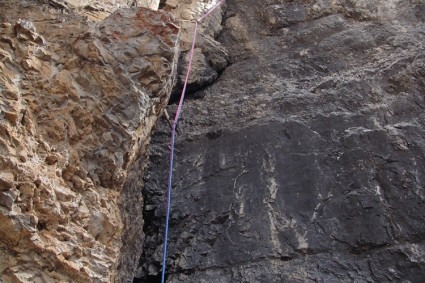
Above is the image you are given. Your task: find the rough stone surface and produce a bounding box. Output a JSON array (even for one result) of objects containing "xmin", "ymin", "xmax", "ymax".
[
  {"xmin": 138, "ymin": 0, "xmax": 425, "ymax": 282},
  {"xmin": 163, "ymin": 0, "xmax": 229, "ymax": 100},
  {"xmin": 37, "ymin": 0, "xmax": 160, "ymax": 20},
  {"xmin": 0, "ymin": 1, "xmax": 178, "ymax": 282}
]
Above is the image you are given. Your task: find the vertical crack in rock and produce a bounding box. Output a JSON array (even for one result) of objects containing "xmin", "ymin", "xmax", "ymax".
[
  {"xmin": 139, "ymin": 0, "xmax": 425, "ymax": 282},
  {"xmin": 164, "ymin": 0, "xmax": 229, "ymax": 102}
]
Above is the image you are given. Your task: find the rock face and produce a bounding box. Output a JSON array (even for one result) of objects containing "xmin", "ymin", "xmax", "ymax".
[
  {"xmin": 38, "ymin": 0, "xmax": 160, "ymax": 20},
  {"xmin": 0, "ymin": 1, "xmax": 178, "ymax": 282},
  {"xmin": 139, "ymin": 0, "xmax": 425, "ymax": 282},
  {"xmin": 162, "ymin": 0, "xmax": 229, "ymax": 100}
]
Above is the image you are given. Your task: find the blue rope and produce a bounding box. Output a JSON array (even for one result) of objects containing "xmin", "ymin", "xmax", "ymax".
[
  {"xmin": 161, "ymin": 123, "xmax": 177, "ymax": 283},
  {"xmin": 160, "ymin": 19, "xmax": 199, "ymax": 283},
  {"xmin": 160, "ymin": 1, "xmax": 225, "ymax": 282}
]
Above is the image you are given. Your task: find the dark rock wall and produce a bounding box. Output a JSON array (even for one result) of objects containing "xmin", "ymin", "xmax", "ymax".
[{"xmin": 137, "ymin": 0, "xmax": 425, "ymax": 282}]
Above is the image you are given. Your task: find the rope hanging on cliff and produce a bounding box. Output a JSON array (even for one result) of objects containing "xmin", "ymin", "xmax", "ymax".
[{"xmin": 161, "ymin": 1, "xmax": 226, "ymax": 282}]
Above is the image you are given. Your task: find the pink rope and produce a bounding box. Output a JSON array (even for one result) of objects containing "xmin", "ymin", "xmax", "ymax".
[
  {"xmin": 173, "ymin": 20, "xmax": 199, "ymax": 124},
  {"xmin": 161, "ymin": 1, "xmax": 226, "ymax": 282},
  {"xmin": 197, "ymin": 0, "xmax": 226, "ymax": 22}
]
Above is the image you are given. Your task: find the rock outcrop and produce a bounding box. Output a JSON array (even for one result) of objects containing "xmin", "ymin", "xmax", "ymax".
[
  {"xmin": 3, "ymin": 0, "xmax": 425, "ymax": 282},
  {"xmin": 162, "ymin": 0, "xmax": 229, "ymax": 100},
  {"xmin": 0, "ymin": 1, "xmax": 178, "ymax": 282},
  {"xmin": 139, "ymin": 0, "xmax": 425, "ymax": 282},
  {"xmin": 38, "ymin": 0, "xmax": 160, "ymax": 21}
]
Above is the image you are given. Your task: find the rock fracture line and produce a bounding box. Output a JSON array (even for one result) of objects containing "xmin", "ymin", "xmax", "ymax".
[{"xmin": 161, "ymin": 1, "xmax": 226, "ymax": 282}]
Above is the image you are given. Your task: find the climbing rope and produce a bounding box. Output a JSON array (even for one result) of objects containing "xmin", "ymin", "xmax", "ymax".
[{"xmin": 161, "ymin": 1, "xmax": 226, "ymax": 282}]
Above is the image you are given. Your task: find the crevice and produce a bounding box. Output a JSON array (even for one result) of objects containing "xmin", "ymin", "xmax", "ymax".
[
  {"xmin": 133, "ymin": 274, "xmax": 163, "ymax": 283},
  {"xmin": 158, "ymin": 0, "xmax": 167, "ymax": 10}
]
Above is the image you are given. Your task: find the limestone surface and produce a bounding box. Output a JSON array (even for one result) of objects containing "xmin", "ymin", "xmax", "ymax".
[
  {"xmin": 0, "ymin": 1, "xmax": 178, "ymax": 282},
  {"xmin": 138, "ymin": 0, "xmax": 425, "ymax": 282},
  {"xmin": 162, "ymin": 0, "xmax": 229, "ymax": 100}
]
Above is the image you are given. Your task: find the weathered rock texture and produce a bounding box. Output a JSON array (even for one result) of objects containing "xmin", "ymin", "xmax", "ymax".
[
  {"xmin": 0, "ymin": 1, "xmax": 178, "ymax": 282},
  {"xmin": 139, "ymin": 0, "xmax": 425, "ymax": 282},
  {"xmin": 38, "ymin": 0, "xmax": 160, "ymax": 20},
  {"xmin": 162, "ymin": 0, "xmax": 229, "ymax": 100}
]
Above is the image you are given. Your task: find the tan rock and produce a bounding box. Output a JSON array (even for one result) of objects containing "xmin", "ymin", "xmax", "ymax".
[
  {"xmin": 0, "ymin": 1, "xmax": 179, "ymax": 282},
  {"xmin": 0, "ymin": 172, "xmax": 14, "ymax": 191}
]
